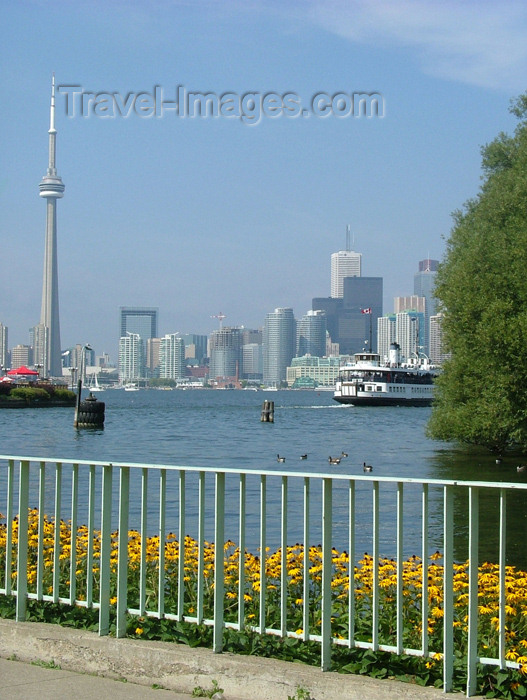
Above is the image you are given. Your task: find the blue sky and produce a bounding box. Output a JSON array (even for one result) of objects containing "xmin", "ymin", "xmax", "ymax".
[{"xmin": 1, "ymin": 0, "xmax": 526, "ymax": 360}]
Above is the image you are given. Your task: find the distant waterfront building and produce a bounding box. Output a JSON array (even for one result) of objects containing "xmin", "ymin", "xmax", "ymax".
[
  {"xmin": 313, "ymin": 277, "xmax": 383, "ymax": 355},
  {"xmin": 119, "ymin": 307, "xmax": 158, "ymax": 377},
  {"xmin": 296, "ymin": 310, "xmax": 327, "ymax": 358},
  {"xmin": 330, "ymin": 250, "xmax": 362, "ymax": 298},
  {"xmin": 414, "ymin": 259, "xmax": 439, "ymax": 355},
  {"xmin": 38, "ymin": 76, "xmax": 65, "ymax": 378},
  {"xmin": 340, "ymin": 277, "xmax": 383, "ymax": 354},
  {"xmin": 209, "ymin": 327, "xmax": 243, "ymax": 380},
  {"xmin": 240, "ymin": 328, "xmax": 262, "ymax": 346},
  {"xmin": 286, "ymin": 355, "xmax": 347, "ymax": 388},
  {"xmin": 119, "ymin": 306, "xmax": 158, "ymax": 340},
  {"xmin": 377, "ymin": 314, "xmax": 396, "ymax": 361},
  {"xmin": 242, "ymin": 343, "xmax": 263, "ymax": 381},
  {"xmin": 119, "ymin": 332, "xmax": 144, "ymax": 382},
  {"xmin": 0, "ymin": 323, "xmax": 8, "ymax": 368},
  {"xmin": 30, "ymin": 323, "xmax": 48, "ymax": 374},
  {"xmin": 394, "ymin": 295, "xmax": 426, "ymax": 314},
  {"xmin": 396, "ymin": 310, "xmax": 425, "ymax": 361},
  {"xmin": 96, "ymin": 352, "xmax": 112, "ymax": 368},
  {"xmin": 146, "ymin": 337, "xmax": 161, "ymax": 377},
  {"xmin": 263, "ymin": 307, "xmax": 296, "ymax": 386},
  {"xmin": 11, "ymin": 345, "xmax": 32, "ymax": 369},
  {"xmin": 70, "ymin": 344, "xmax": 95, "ymax": 381},
  {"xmin": 159, "ymin": 334, "xmax": 185, "ymax": 380},
  {"xmin": 181, "ymin": 334, "xmax": 208, "ymax": 364},
  {"xmin": 430, "ymin": 313, "xmax": 450, "ymax": 365}
]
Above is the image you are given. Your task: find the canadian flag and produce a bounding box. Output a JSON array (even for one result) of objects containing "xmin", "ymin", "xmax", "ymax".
[{"xmin": 361, "ymin": 308, "xmax": 372, "ymax": 314}]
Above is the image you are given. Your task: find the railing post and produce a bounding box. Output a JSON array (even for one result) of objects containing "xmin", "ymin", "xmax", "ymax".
[
  {"xmin": 197, "ymin": 471, "xmax": 206, "ymax": 624},
  {"xmin": 443, "ymin": 485, "xmax": 454, "ymax": 692},
  {"xmin": 53, "ymin": 463, "xmax": 62, "ymax": 602},
  {"xmin": 303, "ymin": 477, "xmax": 310, "ymax": 642},
  {"xmin": 348, "ymin": 479, "xmax": 355, "ymax": 647},
  {"xmin": 421, "ymin": 483, "xmax": 429, "ymax": 657},
  {"xmin": 213, "ymin": 471, "xmax": 225, "ymax": 653},
  {"xmin": 321, "ymin": 477, "xmax": 333, "ymax": 671},
  {"xmin": 158, "ymin": 469, "xmax": 166, "ymax": 619},
  {"xmin": 177, "ymin": 470, "xmax": 185, "ymax": 621},
  {"xmin": 372, "ymin": 481, "xmax": 379, "ymax": 651},
  {"xmin": 116, "ymin": 466, "xmax": 130, "ymax": 638},
  {"xmin": 5, "ymin": 460, "xmax": 14, "ymax": 596},
  {"xmin": 86, "ymin": 464, "xmax": 95, "ymax": 608},
  {"xmin": 237, "ymin": 473, "xmax": 246, "ymax": 629},
  {"xmin": 259, "ymin": 474, "xmax": 267, "ymax": 635},
  {"xmin": 467, "ymin": 486, "xmax": 479, "ymax": 696},
  {"xmin": 70, "ymin": 463, "xmax": 79, "ymax": 604},
  {"xmin": 498, "ymin": 489, "xmax": 507, "ymax": 670},
  {"xmin": 280, "ymin": 475, "xmax": 288, "ymax": 638},
  {"xmin": 99, "ymin": 462, "xmax": 113, "ymax": 636},
  {"xmin": 396, "ymin": 482, "xmax": 404, "ymax": 655},
  {"xmin": 139, "ymin": 468, "xmax": 148, "ymax": 615},
  {"xmin": 16, "ymin": 460, "xmax": 29, "ymax": 621},
  {"xmin": 37, "ymin": 461, "xmax": 46, "ymax": 601}
]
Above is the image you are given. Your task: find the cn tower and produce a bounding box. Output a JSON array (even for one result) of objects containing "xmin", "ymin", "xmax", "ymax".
[{"xmin": 39, "ymin": 75, "xmax": 64, "ymax": 377}]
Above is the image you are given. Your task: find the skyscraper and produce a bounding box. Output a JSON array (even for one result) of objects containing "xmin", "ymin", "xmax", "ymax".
[
  {"xmin": 0, "ymin": 323, "xmax": 8, "ymax": 369},
  {"xmin": 377, "ymin": 314, "xmax": 396, "ymax": 360},
  {"xmin": 340, "ymin": 276, "xmax": 383, "ymax": 354},
  {"xmin": 330, "ymin": 250, "xmax": 362, "ymax": 298},
  {"xmin": 209, "ymin": 327, "xmax": 243, "ymax": 380},
  {"xmin": 39, "ymin": 75, "xmax": 65, "ymax": 378},
  {"xmin": 396, "ymin": 310, "xmax": 425, "ymax": 361},
  {"xmin": 296, "ymin": 310, "xmax": 327, "ymax": 357},
  {"xmin": 429, "ymin": 313, "xmax": 450, "ymax": 365},
  {"xmin": 119, "ymin": 306, "xmax": 158, "ymax": 378},
  {"xmin": 263, "ymin": 308, "xmax": 296, "ymax": 386},
  {"xmin": 118, "ymin": 333, "xmax": 143, "ymax": 382},
  {"xmin": 119, "ymin": 307, "xmax": 158, "ymax": 340},
  {"xmin": 159, "ymin": 334, "xmax": 185, "ymax": 380},
  {"xmin": 414, "ymin": 259, "xmax": 439, "ymax": 355}
]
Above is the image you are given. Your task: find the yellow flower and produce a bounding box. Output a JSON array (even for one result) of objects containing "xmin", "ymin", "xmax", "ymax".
[{"xmin": 135, "ymin": 627, "xmax": 144, "ymax": 636}]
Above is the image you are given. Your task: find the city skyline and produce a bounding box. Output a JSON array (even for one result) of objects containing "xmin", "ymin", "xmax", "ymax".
[
  {"xmin": 0, "ymin": 253, "xmax": 447, "ymax": 368},
  {"xmin": 2, "ymin": 3, "xmax": 525, "ymax": 356}
]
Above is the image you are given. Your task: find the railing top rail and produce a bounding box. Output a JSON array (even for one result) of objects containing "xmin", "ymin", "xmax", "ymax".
[{"xmin": 1, "ymin": 454, "xmax": 526, "ymax": 491}]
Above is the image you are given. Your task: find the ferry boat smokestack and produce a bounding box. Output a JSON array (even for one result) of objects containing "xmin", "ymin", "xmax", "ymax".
[{"xmin": 389, "ymin": 342, "xmax": 401, "ymax": 367}]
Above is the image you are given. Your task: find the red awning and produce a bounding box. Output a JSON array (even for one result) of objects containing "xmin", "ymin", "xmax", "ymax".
[{"xmin": 7, "ymin": 366, "xmax": 39, "ymax": 376}]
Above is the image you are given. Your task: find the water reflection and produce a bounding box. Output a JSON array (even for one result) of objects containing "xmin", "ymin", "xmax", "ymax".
[{"xmin": 427, "ymin": 446, "xmax": 527, "ymax": 568}]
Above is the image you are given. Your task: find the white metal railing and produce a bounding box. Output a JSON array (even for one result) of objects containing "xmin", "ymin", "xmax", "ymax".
[{"xmin": 1, "ymin": 454, "xmax": 526, "ymax": 696}]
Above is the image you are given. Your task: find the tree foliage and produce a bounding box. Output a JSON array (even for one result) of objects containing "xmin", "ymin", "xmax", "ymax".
[{"xmin": 428, "ymin": 95, "xmax": 527, "ymax": 453}]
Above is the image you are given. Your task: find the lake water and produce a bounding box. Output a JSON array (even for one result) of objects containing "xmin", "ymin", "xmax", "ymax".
[{"xmin": 1, "ymin": 388, "xmax": 526, "ymax": 566}]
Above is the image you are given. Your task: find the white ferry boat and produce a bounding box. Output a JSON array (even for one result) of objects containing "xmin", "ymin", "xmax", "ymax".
[{"xmin": 333, "ymin": 344, "xmax": 439, "ymax": 407}]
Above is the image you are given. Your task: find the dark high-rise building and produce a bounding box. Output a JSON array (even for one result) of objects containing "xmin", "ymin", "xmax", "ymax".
[
  {"xmin": 296, "ymin": 310, "xmax": 327, "ymax": 357},
  {"xmin": 414, "ymin": 259, "xmax": 439, "ymax": 355},
  {"xmin": 119, "ymin": 307, "xmax": 158, "ymax": 340},
  {"xmin": 119, "ymin": 307, "xmax": 158, "ymax": 380},
  {"xmin": 181, "ymin": 334, "xmax": 208, "ymax": 364},
  {"xmin": 313, "ymin": 278, "xmax": 383, "ymax": 355}
]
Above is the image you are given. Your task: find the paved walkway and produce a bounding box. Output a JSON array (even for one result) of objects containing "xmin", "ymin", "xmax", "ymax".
[{"xmin": 0, "ymin": 619, "xmax": 483, "ymax": 699}]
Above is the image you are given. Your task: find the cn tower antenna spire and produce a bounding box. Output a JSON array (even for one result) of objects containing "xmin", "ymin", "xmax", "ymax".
[{"xmin": 39, "ymin": 74, "xmax": 65, "ymax": 378}]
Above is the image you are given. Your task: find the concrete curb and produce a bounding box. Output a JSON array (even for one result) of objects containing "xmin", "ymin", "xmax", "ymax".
[{"xmin": 0, "ymin": 618, "xmax": 481, "ymax": 699}]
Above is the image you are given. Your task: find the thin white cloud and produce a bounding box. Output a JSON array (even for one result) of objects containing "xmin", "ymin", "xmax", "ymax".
[{"xmin": 292, "ymin": 0, "xmax": 527, "ymax": 91}]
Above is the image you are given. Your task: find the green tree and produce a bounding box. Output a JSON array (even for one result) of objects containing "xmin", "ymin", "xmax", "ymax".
[{"xmin": 428, "ymin": 95, "xmax": 527, "ymax": 453}]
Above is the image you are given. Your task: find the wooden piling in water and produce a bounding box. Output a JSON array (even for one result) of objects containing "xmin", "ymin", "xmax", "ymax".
[{"xmin": 261, "ymin": 400, "xmax": 274, "ymax": 422}]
